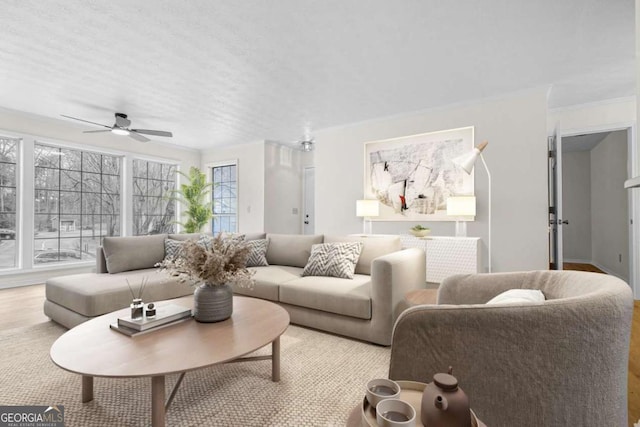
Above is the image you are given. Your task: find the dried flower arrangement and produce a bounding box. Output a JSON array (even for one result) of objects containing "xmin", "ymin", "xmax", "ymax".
[{"xmin": 157, "ymin": 235, "xmax": 254, "ymax": 288}]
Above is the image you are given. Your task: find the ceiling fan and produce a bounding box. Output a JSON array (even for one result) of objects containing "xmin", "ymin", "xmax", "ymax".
[{"xmin": 61, "ymin": 112, "xmax": 173, "ymax": 142}]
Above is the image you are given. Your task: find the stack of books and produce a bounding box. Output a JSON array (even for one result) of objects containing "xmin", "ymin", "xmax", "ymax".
[{"xmin": 110, "ymin": 304, "xmax": 192, "ymax": 337}]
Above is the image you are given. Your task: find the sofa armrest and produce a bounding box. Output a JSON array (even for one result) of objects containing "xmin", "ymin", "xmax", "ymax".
[
  {"xmin": 96, "ymin": 246, "xmax": 107, "ymax": 274},
  {"xmin": 371, "ymin": 247, "xmax": 426, "ymax": 323}
]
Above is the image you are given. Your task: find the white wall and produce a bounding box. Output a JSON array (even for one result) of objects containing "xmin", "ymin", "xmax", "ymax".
[
  {"xmin": 562, "ymin": 151, "xmax": 592, "ymax": 261},
  {"xmin": 314, "ymin": 89, "xmax": 549, "ymax": 273},
  {"xmin": 201, "ymin": 141, "xmax": 265, "ymax": 233},
  {"xmin": 547, "ymin": 97, "xmax": 636, "ymax": 134},
  {"xmin": 263, "ymin": 142, "xmax": 310, "ymax": 234},
  {"xmin": 591, "ymin": 131, "xmax": 629, "ymax": 280}
]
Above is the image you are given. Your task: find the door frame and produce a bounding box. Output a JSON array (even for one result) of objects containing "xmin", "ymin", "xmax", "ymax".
[{"xmin": 557, "ymin": 122, "xmax": 638, "ymax": 297}]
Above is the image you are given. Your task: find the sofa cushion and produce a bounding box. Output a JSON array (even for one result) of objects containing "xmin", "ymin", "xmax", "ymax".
[
  {"xmin": 246, "ymin": 239, "xmax": 269, "ymax": 267},
  {"xmin": 266, "ymin": 234, "xmax": 323, "ymax": 268},
  {"xmin": 244, "ymin": 232, "xmax": 267, "ymax": 242},
  {"xmin": 102, "ymin": 234, "xmax": 168, "ymax": 273},
  {"xmin": 45, "ymin": 269, "xmax": 193, "ymax": 317},
  {"xmin": 233, "ymin": 265, "xmax": 304, "ymax": 301},
  {"xmin": 279, "ymin": 274, "xmax": 372, "ymax": 319},
  {"xmin": 302, "ymin": 242, "xmax": 363, "ymax": 279},
  {"xmin": 324, "ymin": 235, "xmax": 401, "ymax": 275},
  {"xmin": 167, "ymin": 233, "xmax": 202, "ymax": 241}
]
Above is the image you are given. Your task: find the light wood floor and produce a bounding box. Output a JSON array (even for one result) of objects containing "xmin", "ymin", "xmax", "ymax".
[
  {"xmin": 563, "ymin": 262, "xmax": 607, "ymax": 274},
  {"xmin": 1, "ymin": 285, "xmax": 639, "ymax": 425}
]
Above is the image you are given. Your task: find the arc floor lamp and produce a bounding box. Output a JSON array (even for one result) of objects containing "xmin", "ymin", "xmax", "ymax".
[{"xmin": 452, "ymin": 140, "xmax": 491, "ymax": 272}]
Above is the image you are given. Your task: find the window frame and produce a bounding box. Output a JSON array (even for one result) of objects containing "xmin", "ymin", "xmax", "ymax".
[
  {"xmin": 32, "ymin": 142, "xmax": 123, "ymax": 267},
  {"xmin": 131, "ymin": 158, "xmax": 178, "ymax": 236},
  {"xmin": 208, "ymin": 160, "xmax": 238, "ymax": 235},
  {"xmin": 0, "ymin": 136, "xmax": 20, "ymax": 271}
]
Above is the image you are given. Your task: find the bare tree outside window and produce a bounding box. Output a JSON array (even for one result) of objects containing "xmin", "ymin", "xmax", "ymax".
[
  {"xmin": 132, "ymin": 159, "xmax": 176, "ymax": 235},
  {"xmin": 0, "ymin": 137, "xmax": 19, "ymax": 269},
  {"xmin": 34, "ymin": 144, "xmax": 122, "ymax": 264}
]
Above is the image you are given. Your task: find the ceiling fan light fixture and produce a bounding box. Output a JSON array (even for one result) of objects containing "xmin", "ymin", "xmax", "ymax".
[
  {"xmin": 111, "ymin": 127, "xmax": 130, "ymax": 136},
  {"xmin": 300, "ymin": 140, "xmax": 314, "ymax": 152}
]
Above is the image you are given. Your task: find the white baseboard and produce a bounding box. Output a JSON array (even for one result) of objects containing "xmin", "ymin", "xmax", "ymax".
[{"xmin": 564, "ymin": 258, "xmax": 592, "ymax": 264}]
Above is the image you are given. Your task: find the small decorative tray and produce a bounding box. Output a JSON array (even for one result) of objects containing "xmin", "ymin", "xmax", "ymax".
[{"xmin": 360, "ymin": 380, "xmax": 486, "ymax": 427}]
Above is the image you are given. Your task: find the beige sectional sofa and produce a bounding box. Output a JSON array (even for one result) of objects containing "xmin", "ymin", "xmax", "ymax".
[{"xmin": 44, "ymin": 233, "xmax": 426, "ymax": 345}]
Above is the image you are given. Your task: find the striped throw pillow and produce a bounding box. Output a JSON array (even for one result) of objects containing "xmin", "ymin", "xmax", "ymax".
[
  {"xmin": 302, "ymin": 242, "xmax": 363, "ymax": 279},
  {"xmin": 246, "ymin": 239, "xmax": 269, "ymax": 267}
]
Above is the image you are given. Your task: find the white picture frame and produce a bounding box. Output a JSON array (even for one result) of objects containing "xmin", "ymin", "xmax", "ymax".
[{"xmin": 364, "ymin": 126, "xmax": 474, "ymax": 221}]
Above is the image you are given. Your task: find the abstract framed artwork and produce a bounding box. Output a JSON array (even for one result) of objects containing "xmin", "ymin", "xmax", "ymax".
[{"xmin": 364, "ymin": 126, "xmax": 474, "ymax": 221}]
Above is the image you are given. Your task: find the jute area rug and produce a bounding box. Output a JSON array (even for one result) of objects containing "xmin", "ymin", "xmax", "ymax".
[{"xmin": 0, "ymin": 321, "xmax": 389, "ymax": 426}]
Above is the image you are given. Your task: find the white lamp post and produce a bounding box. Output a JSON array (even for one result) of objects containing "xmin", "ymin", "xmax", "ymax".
[{"xmin": 452, "ymin": 141, "xmax": 491, "ymax": 272}]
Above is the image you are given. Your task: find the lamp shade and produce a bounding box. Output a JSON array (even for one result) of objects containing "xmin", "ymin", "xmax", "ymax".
[
  {"xmin": 447, "ymin": 196, "xmax": 476, "ymax": 217},
  {"xmin": 451, "ymin": 140, "xmax": 489, "ymax": 174},
  {"xmin": 356, "ymin": 200, "xmax": 380, "ymax": 217}
]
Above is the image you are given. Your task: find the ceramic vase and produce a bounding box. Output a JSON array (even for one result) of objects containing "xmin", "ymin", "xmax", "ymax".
[{"xmin": 193, "ymin": 283, "xmax": 233, "ymax": 323}]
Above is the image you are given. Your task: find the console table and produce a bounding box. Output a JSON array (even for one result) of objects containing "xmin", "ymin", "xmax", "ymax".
[{"xmin": 400, "ymin": 235, "xmax": 481, "ymax": 283}]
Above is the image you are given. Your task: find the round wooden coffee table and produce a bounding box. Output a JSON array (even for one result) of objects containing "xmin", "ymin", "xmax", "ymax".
[{"xmin": 50, "ymin": 296, "xmax": 289, "ymax": 427}]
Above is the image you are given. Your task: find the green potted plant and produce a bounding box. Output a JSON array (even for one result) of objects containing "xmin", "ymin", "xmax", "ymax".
[{"xmin": 168, "ymin": 166, "xmax": 213, "ymax": 233}]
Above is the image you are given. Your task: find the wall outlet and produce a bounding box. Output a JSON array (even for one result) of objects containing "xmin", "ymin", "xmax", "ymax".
[
  {"xmin": 619, "ymin": 254, "xmax": 622, "ymax": 263},
  {"xmin": 292, "ymin": 208, "xmax": 299, "ymax": 215}
]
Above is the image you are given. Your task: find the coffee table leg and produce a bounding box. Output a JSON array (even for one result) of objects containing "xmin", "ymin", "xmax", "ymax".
[
  {"xmin": 151, "ymin": 376, "xmax": 166, "ymax": 427},
  {"xmin": 81, "ymin": 376, "xmax": 93, "ymax": 403},
  {"xmin": 272, "ymin": 336, "xmax": 280, "ymax": 382}
]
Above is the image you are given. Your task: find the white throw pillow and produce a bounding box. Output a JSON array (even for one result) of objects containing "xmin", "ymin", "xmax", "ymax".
[{"xmin": 486, "ymin": 289, "xmax": 545, "ymax": 305}]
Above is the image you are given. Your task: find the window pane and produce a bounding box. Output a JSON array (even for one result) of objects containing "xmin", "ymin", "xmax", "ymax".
[
  {"xmin": 133, "ymin": 178, "xmax": 147, "ymax": 196},
  {"xmin": 211, "ymin": 164, "xmax": 237, "ymax": 233},
  {"xmin": 82, "ymin": 193, "xmax": 101, "ymax": 215},
  {"xmin": 131, "ymin": 160, "xmax": 177, "ymax": 235},
  {"xmin": 0, "ymin": 138, "xmax": 18, "ymax": 269},
  {"xmin": 35, "ymin": 191, "xmax": 59, "ymax": 214},
  {"xmin": 102, "ymin": 194, "xmax": 120, "ymax": 216},
  {"xmin": 34, "ymin": 145, "xmax": 60, "ymax": 168},
  {"xmin": 103, "ymin": 175, "xmax": 120, "ymax": 194},
  {"xmin": 82, "ymin": 173, "xmax": 101, "ymax": 193},
  {"xmin": 60, "ymin": 170, "xmax": 82, "ymax": 191},
  {"xmin": 35, "ymin": 167, "xmax": 59, "ymax": 190},
  {"xmin": 102, "ymin": 155, "xmax": 120, "ymax": 175},
  {"xmin": 34, "ymin": 143, "xmax": 121, "ymax": 265},
  {"xmin": 133, "ymin": 159, "xmax": 146, "ymax": 178},
  {"xmin": 0, "ymin": 164, "xmax": 16, "ymax": 187},
  {"xmin": 60, "ymin": 191, "xmax": 81, "ymax": 214},
  {"xmin": 83, "ymin": 152, "xmax": 101, "ymax": 173},
  {"xmin": 60, "ymin": 149, "xmax": 82, "ymax": 171}
]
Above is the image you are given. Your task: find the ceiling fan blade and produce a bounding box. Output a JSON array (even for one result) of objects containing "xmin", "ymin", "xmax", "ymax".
[
  {"xmin": 131, "ymin": 129, "xmax": 173, "ymax": 137},
  {"xmin": 83, "ymin": 130, "xmax": 112, "ymax": 133},
  {"xmin": 129, "ymin": 131, "xmax": 150, "ymax": 142},
  {"xmin": 61, "ymin": 115, "xmax": 111, "ymax": 129},
  {"xmin": 114, "ymin": 114, "xmax": 131, "ymax": 128}
]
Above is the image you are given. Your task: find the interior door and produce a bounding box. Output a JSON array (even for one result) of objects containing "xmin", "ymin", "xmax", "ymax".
[
  {"xmin": 548, "ymin": 132, "xmax": 564, "ymax": 270},
  {"xmin": 303, "ymin": 167, "xmax": 315, "ymax": 234}
]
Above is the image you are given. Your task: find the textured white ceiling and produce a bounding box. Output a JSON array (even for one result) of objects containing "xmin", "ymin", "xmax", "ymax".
[{"xmin": 0, "ymin": 0, "xmax": 634, "ymax": 149}]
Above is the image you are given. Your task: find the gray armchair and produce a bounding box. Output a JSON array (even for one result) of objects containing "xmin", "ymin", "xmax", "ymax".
[{"xmin": 388, "ymin": 270, "xmax": 634, "ymax": 427}]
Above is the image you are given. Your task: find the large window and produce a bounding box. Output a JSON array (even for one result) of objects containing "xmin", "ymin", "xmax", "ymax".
[
  {"xmin": 211, "ymin": 163, "xmax": 237, "ymax": 234},
  {"xmin": 132, "ymin": 159, "xmax": 176, "ymax": 235},
  {"xmin": 34, "ymin": 144, "xmax": 121, "ymax": 265},
  {"xmin": 0, "ymin": 137, "xmax": 19, "ymax": 269}
]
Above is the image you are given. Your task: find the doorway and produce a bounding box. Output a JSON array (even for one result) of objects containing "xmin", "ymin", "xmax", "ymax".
[{"xmin": 550, "ymin": 128, "xmax": 633, "ymax": 283}]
